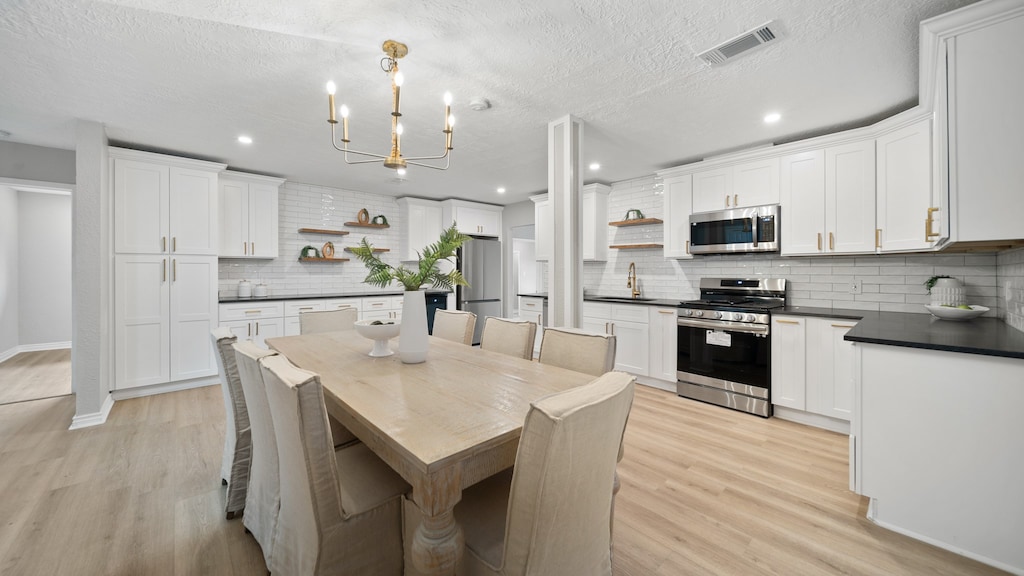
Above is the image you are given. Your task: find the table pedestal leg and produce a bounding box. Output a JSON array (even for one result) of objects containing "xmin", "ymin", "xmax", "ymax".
[{"xmin": 412, "ymin": 509, "xmax": 464, "ymax": 575}]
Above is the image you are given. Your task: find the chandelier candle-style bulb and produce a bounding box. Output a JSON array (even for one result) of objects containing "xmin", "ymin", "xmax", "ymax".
[
  {"xmin": 393, "ymin": 71, "xmax": 404, "ymax": 117},
  {"xmin": 326, "ymin": 81, "xmax": 337, "ymax": 123},
  {"xmin": 444, "ymin": 92, "xmax": 452, "ymax": 130},
  {"xmin": 340, "ymin": 105, "xmax": 350, "ymax": 142},
  {"xmin": 446, "ymin": 114, "xmax": 455, "ymax": 150}
]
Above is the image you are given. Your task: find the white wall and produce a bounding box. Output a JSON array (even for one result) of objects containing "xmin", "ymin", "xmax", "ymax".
[
  {"xmin": 501, "ymin": 200, "xmax": 535, "ymax": 317},
  {"xmin": 0, "ymin": 141, "xmax": 75, "ymax": 185},
  {"xmin": 17, "ymin": 191, "xmax": 72, "ymax": 346},
  {"xmin": 0, "ymin": 186, "xmax": 19, "ymax": 358}
]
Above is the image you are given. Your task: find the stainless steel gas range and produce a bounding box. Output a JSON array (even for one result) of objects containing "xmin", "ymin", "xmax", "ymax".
[{"xmin": 676, "ymin": 278, "xmax": 786, "ymax": 418}]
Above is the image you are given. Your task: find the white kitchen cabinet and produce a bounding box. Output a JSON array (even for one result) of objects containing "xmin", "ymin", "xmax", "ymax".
[
  {"xmin": 219, "ymin": 301, "xmax": 285, "ymax": 348},
  {"xmin": 770, "ymin": 315, "xmax": 806, "ymax": 410},
  {"xmin": 581, "ymin": 302, "xmax": 649, "ymax": 376},
  {"xmin": 692, "ymin": 158, "xmax": 779, "ymax": 213},
  {"xmin": 771, "ymin": 315, "xmax": 857, "ymax": 428},
  {"xmin": 520, "ymin": 296, "xmax": 546, "ymax": 353},
  {"xmin": 442, "ymin": 199, "xmax": 502, "ymax": 237},
  {"xmin": 115, "ymin": 254, "xmax": 218, "ymax": 390},
  {"xmin": 661, "ymin": 174, "xmax": 694, "ymax": 259},
  {"xmin": 946, "ymin": 11, "xmax": 1024, "ymax": 244},
  {"xmin": 648, "ymin": 307, "xmax": 678, "ymax": 382},
  {"xmin": 530, "ymin": 194, "xmax": 552, "ymax": 262},
  {"xmin": 397, "ymin": 198, "xmax": 443, "ymax": 262},
  {"xmin": 361, "ymin": 295, "xmax": 402, "ymax": 321},
  {"xmin": 218, "ymin": 171, "xmax": 283, "ymax": 258},
  {"xmin": 780, "ymin": 141, "xmax": 875, "ymax": 256},
  {"xmin": 112, "ymin": 149, "xmax": 224, "ymax": 256},
  {"xmin": 876, "ymin": 118, "xmax": 936, "ymax": 252},
  {"xmin": 582, "ymin": 184, "xmax": 610, "ymax": 261}
]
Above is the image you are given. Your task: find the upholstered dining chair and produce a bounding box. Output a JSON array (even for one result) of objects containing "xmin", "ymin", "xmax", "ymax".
[
  {"xmin": 538, "ymin": 326, "xmax": 617, "ymax": 376},
  {"xmin": 479, "ymin": 317, "xmax": 537, "ymax": 360},
  {"xmin": 260, "ymin": 354, "xmax": 410, "ymax": 576},
  {"xmin": 431, "ymin": 309, "xmax": 477, "ymax": 345},
  {"xmin": 452, "ymin": 371, "xmax": 635, "ymax": 576},
  {"xmin": 233, "ymin": 341, "xmax": 280, "ymax": 569},
  {"xmin": 452, "ymin": 368, "xmax": 634, "ymax": 569},
  {"xmin": 299, "ymin": 307, "xmax": 359, "ymax": 334},
  {"xmin": 211, "ymin": 328, "xmax": 251, "ymax": 520}
]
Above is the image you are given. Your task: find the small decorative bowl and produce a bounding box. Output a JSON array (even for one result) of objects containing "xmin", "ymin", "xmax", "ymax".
[
  {"xmin": 354, "ymin": 319, "xmax": 401, "ymax": 356},
  {"xmin": 924, "ymin": 304, "xmax": 989, "ymax": 321}
]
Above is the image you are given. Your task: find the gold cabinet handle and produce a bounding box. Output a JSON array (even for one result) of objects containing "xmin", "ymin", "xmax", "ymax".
[
  {"xmin": 925, "ymin": 207, "xmax": 940, "ymax": 241},
  {"xmin": 725, "ymin": 195, "xmax": 731, "ymax": 207},
  {"xmin": 248, "ymin": 323, "xmax": 252, "ymax": 337},
  {"xmin": 831, "ymin": 324, "xmax": 855, "ymax": 329},
  {"xmin": 243, "ymin": 241, "xmax": 247, "ymax": 255},
  {"xmin": 817, "ymin": 233, "xmax": 822, "ymax": 251},
  {"xmin": 875, "ymin": 228, "xmax": 882, "ymax": 249},
  {"xmin": 658, "ymin": 310, "xmax": 674, "ymax": 315},
  {"xmin": 251, "ymin": 242, "xmax": 255, "ymax": 254},
  {"xmin": 162, "ymin": 259, "xmax": 167, "ymax": 282},
  {"xmin": 255, "ymin": 322, "xmax": 259, "ymax": 336},
  {"xmin": 829, "ymin": 232, "xmax": 835, "ymax": 251},
  {"xmin": 172, "ymin": 237, "xmax": 177, "ymax": 253},
  {"xmin": 776, "ymin": 319, "xmax": 800, "ymax": 325},
  {"xmin": 172, "ymin": 259, "xmax": 177, "ymax": 281},
  {"xmin": 685, "ymin": 240, "xmax": 690, "ymax": 254},
  {"xmin": 162, "ymin": 236, "xmax": 167, "ymax": 252},
  {"xmin": 245, "ymin": 309, "xmax": 261, "ymax": 315},
  {"xmin": 734, "ymin": 194, "xmax": 738, "ymax": 206},
  {"xmin": 298, "ymin": 306, "xmax": 314, "ymax": 311}
]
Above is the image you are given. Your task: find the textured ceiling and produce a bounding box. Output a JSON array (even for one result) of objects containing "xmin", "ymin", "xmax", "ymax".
[{"xmin": 0, "ymin": 0, "xmax": 980, "ymax": 205}]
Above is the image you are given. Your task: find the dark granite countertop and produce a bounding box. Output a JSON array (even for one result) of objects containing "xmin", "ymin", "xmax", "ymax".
[
  {"xmin": 583, "ymin": 295, "xmax": 682, "ymax": 307},
  {"xmin": 845, "ymin": 313, "xmax": 1024, "ymax": 360},
  {"xmin": 220, "ymin": 289, "xmax": 450, "ymax": 303},
  {"xmin": 777, "ymin": 306, "xmax": 878, "ymax": 321}
]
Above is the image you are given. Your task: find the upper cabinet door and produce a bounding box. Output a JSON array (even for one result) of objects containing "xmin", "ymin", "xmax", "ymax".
[
  {"xmin": 399, "ymin": 198, "xmax": 443, "ymax": 262},
  {"xmin": 248, "ymin": 182, "xmax": 279, "ymax": 258},
  {"xmin": 114, "ymin": 159, "xmax": 170, "ymax": 254},
  {"xmin": 168, "ymin": 167, "xmax": 219, "ymax": 255},
  {"xmin": 691, "ymin": 167, "xmax": 732, "ymax": 213},
  {"xmin": 826, "ymin": 140, "xmax": 876, "ymax": 254},
  {"xmin": 733, "ymin": 157, "xmax": 780, "ymax": 208},
  {"xmin": 531, "ymin": 195, "xmax": 552, "ymax": 262},
  {"xmin": 876, "ymin": 118, "xmax": 933, "ymax": 252},
  {"xmin": 780, "ymin": 150, "xmax": 825, "ymax": 256},
  {"xmin": 218, "ymin": 180, "xmax": 248, "ymax": 257},
  {"xmin": 662, "ymin": 175, "xmax": 693, "ymax": 259}
]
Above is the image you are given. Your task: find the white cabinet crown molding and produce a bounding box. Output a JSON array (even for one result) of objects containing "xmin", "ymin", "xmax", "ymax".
[
  {"xmin": 220, "ymin": 169, "xmax": 285, "ymax": 186},
  {"xmin": 108, "ymin": 146, "xmax": 227, "ymax": 172}
]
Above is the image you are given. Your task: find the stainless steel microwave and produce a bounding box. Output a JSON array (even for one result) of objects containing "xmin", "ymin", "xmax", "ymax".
[{"xmin": 688, "ymin": 204, "xmax": 780, "ymax": 255}]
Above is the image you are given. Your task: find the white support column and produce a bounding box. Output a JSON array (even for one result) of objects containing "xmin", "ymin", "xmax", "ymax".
[{"xmin": 547, "ymin": 115, "xmax": 583, "ymax": 328}]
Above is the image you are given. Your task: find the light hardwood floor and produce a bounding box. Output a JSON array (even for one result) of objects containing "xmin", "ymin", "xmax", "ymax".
[
  {"xmin": 0, "ymin": 384, "xmax": 1006, "ymax": 575},
  {"xmin": 0, "ymin": 349, "xmax": 72, "ymax": 406}
]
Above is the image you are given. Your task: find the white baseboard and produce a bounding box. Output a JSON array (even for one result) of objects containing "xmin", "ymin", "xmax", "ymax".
[
  {"xmin": 0, "ymin": 341, "xmax": 72, "ymax": 365},
  {"xmin": 773, "ymin": 405, "xmax": 851, "ymax": 434},
  {"xmin": 866, "ymin": 498, "xmax": 1023, "ymax": 575},
  {"xmin": 635, "ymin": 375, "xmax": 676, "ymax": 393},
  {"xmin": 69, "ymin": 393, "xmax": 115, "ymax": 430},
  {"xmin": 110, "ymin": 376, "xmax": 218, "ymax": 401}
]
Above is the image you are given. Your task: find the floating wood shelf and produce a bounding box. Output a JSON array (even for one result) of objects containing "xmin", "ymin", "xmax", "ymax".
[
  {"xmin": 344, "ymin": 222, "xmax": 390, "ymax": 229},
  {"xmin": 298, "ymin": 257, "xmax": 351, "ymax": 262},
  {"xmin": 344, "ymin": 247, "xmax": 390, "ymax": 253},
  {"xmin": 609, "ymin": 243, "xmax": 663, "ymax": 250},
  {"xmin": 608, "ymin": 218, "xmax": 663, "ymax": 227},
  {"xmin": 298, "ymin": 227, "xmax": 350, "ymax": 236}
]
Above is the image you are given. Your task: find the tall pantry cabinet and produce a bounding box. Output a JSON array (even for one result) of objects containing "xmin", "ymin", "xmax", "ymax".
[{"xmin": 111, "ymin": 148, "xmax": 226, "ymax": 391}]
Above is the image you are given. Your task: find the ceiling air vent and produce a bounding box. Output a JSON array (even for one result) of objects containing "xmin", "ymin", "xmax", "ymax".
[{"xmin": 698, "ymin": 21, "xmax": 779, "ymax": 66}]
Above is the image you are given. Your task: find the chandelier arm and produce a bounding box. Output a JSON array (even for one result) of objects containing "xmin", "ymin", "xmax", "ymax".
[
  {"xmin": 403, "ymin": 149, "xmax": 451, "ymax": 162},
  {"xmin": 343, "ymin": 157, "xmax": 387, "ymax": 165},
  {"xmin": 405, "ymin": 156, "xmax": 451, "ymax": 170}
]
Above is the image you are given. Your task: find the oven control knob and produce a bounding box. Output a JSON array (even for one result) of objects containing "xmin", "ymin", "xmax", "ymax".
[
  {"xmin": 709, "ymin": 311, "xmax": 722, "ymax": 319},
  {"xmin": 692, "ymin": 310, "xmax": 703, "ymax": 317},
  {"xmin": 743, "ymin": 314, "xmax": 756, "ymax": 322}
]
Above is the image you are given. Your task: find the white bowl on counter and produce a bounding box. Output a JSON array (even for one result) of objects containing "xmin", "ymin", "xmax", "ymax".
[
  {"xmin": 354, "ymin": 319, "xmax": 401, "ymax": 356},
  {"xmin": 924, "ymin": 304, "xmax": 989, "ymax": 321}
]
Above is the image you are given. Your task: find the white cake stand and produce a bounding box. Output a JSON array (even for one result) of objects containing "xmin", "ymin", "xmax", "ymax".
[{"xmin": 354, "ymin": 319, "xmax": 401, "ymax": 357}]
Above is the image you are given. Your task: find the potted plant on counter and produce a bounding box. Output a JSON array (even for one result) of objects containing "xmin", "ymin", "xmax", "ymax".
[{"xmin": 349, "ymin": 223, "xmax": 470, "ymax": 363}]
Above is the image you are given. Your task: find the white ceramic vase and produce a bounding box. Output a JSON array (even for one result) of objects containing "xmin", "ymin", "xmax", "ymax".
[
  {"xmin": 930, "ymin": 277, "xmax": 965, "ymax": 307},
  {"xmin": 399, "ymin": 289, "xmax": 429, "ymax": 364}
]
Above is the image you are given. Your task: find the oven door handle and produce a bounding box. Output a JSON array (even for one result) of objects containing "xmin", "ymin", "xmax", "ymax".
[{"xmin": 676, "ymin": 317, "xmax": 769, "ymax": 335}]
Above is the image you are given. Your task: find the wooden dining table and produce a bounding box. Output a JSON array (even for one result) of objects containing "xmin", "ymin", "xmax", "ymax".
[{"xmin": 266, "ymin": 330, "xmax": 595, "ymax": 575}]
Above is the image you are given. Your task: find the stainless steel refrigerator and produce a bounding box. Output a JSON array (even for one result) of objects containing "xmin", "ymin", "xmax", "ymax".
[{"xmin": 457, "ymin": 237, "xmax": 502, "ymax": 345}]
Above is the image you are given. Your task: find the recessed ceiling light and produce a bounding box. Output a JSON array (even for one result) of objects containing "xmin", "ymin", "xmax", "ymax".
[
  {"xmin": 237, "ymin": 135, "xmax": 253, "ymax": 144},
  {"xmin": 497, "ymin": 187, "xmax": 506, "ymax": 194},
  {"xmin": 589, "ymin": 162, "xmax": 601, "ymax": 170},
  {"xmin": 763, "ymin": 113, "xmax": 781, "ymax": 124}
]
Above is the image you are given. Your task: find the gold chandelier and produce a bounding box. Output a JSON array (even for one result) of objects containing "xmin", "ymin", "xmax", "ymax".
[{"xmin": 326, "ymin": 40, "xmax": 454, "ymax": 172}]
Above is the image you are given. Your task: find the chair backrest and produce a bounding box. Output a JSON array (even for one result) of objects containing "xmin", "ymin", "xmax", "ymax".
[
  {"xmin": 232, "ymin": 341, "xmax": 280, "ymax": 560},
  {"xmin": 211, "ymin": 328, "xmax": 249, "ymax": 507},
  {"xmin": 537, "ymin": 327, "xmax": 617, "ymax": 376},
  {"xmin": 479, "ymin": 317, "xmax": 537, "ymax": 360},
  {"xmin": 300, "ymin": 308, "xmax": 359, "ymax": 334},
  {"xmin": 432, "ymin": 309, "xmax": 477, "ymax": 345},
  {"xmin": 501, "ymin": 371, "xmax": 635, "ymax": 576},
  {"xmin": 260, "ymin": 354, "xmax": 344, "ymax": 576}
]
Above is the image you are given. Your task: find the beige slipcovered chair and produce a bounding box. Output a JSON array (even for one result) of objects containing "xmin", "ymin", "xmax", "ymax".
[
  {"xmin": 538, "ymin": 326, "xmax": 617, "ymax": 376},
  {"xmin": 431, "ymin": 309, "xmax": 477, "ymax": 345},
  {"xmin": 300, "ymin": 307, "xmax": 359, "ymax": 334},
  {"xmin": 479, "ymin": 317, "xmax": 537, "ymax": 360},
  {"xmin": 211, "ymin": 328, "xmax": 251, "ymax": 519},
  {"xmin": 233, "ymin": 341, "xmax": 280, "ymax": 568},
  {"xmin": 452, "ymin": 371, "xmax": 635, "ymax": 575},
  {"xmin": 260, "ymin": 354, "xmax": 410, "ymax": 576}
]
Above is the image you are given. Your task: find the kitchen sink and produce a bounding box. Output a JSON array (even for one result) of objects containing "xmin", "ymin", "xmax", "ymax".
[{"xmin": 586, "ymin": 295, "xmax": 658, "ymax": 303}]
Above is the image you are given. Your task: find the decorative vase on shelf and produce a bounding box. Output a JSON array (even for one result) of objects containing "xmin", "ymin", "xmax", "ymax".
[
  {"xmin": 930, "ymin": 277, "xmax": 965, "ymax": 307},
  {"xmin": 400, "ymin": 290, "xmax": 429, "ymax": 364}
]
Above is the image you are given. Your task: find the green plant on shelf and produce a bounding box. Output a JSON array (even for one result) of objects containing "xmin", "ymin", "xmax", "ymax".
[{"xmin": 348, "ymin": 223, "xmax": 471, "ymax": 291}]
